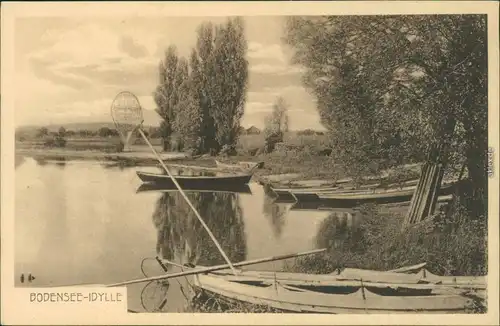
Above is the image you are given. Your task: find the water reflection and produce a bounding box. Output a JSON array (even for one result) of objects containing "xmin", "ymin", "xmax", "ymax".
[
  {"xmin": 15, "ymin": 158, "xmax": 346, "ymax": 312},
  {"xmin": 262, "ymin": 185, "xmax": 289, "ymax": 239},
  {"xmin": 15, "ymin": 155, "xmax": 26, "ymax": 168},
  {"xmin": 137, "ymin": 183, "xmax": 252, "ymax": 194},
  {"xmin": 34, "ymin": 157, "xmax": 48, "ymax": 166},
  {"xmin": 315, "ymin": 210, "xmax": 365, "ymax": 253},
  {"xmin": 153, "ymin": 191, "xmax": 247, "ymax": 266}
]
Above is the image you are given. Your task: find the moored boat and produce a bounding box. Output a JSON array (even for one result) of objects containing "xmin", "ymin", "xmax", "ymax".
[
  {"xmin": 289, "ymin": 194, "xmax": 454, "ymax": 211},
  {"xmin": 136, "ymin": 171, "xmax": 254, "ymax": 187},
  {"xmin": 206, "ymin": 265, "xmax": 486, "ymax": 289},
  {"xmin": 271, "ymin": 179, "xmax": 423, "ymax": 198},
  {"xmin": 316, "ymin": 182, "xmax": 455, "ymax": 204},
  {"xmin": 192, "ymin": 265, "xmax": 485, "ymax": 313}
]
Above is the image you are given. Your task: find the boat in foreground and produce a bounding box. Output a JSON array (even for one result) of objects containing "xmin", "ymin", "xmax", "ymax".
[
  {"xmin": 136, "ymin": 171, "xmax": 254, "ymax": 187},
  {"xmin": 192, "ymin": 264, "xmax": 485, "ymax": 314}
]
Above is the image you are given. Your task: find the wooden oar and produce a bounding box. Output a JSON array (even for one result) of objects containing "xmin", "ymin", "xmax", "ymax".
[{"xmin": 105, "ymin": 248, "xmax": 326, "ymax": 287}]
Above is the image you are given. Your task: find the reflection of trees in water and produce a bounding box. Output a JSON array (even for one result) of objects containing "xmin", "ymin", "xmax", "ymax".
[
  {"xmin": 33, "ymin": 157, "xmax": 66, "ymax": 168},
  {"xmin": 262, "ymin": 184, "xmax": 288, "ymax": 239},
  {"xmin": 153, "ymin": 191, "xmax": 246, "ymax": 266},
  {"xmin": 34, "ymin": 157, "xmax": 48, "ymax": 166},
  {"xmin": 315, "ymin": 211, "xmax": 364, "ymax": 252},
  {"xmin": 262, "ymin": 191, "xmax": 288, "ymax": 239},
  {"xmin": 15, "ymin": 155, "xmax": 26, "ymax": 168}
]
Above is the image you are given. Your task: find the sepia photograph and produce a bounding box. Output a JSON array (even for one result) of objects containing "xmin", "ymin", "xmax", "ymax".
[{"xmin": 1, "ymin": 1, "xmax": 499, "ymax": 325}]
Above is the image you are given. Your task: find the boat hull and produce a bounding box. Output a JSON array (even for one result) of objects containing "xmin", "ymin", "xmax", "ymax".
[
  {"xmin": 317, "ymin": 183, "xmax": 455, "ymax": 206},
  {"xmin": 193, "ymin": 273, "xmax": 477, "ymax": 314},
  {"xmin": 136, "ymin": 171, "xmax": 253, "ymax": 186},
  {"xmin": 279, "ymin": 183, "xmax": 456, "ymax": 207}
]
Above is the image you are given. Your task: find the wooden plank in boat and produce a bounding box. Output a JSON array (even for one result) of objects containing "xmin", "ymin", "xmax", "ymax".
[
  {"xmin": 206, "ymin": 273, "xmax": 484, "ymax": 291},
  {"xmin": 211, "ymin": 268, "xmax": 485, "ymax": 288},
  {"xmin": 389, "ymin": 262, "xmax": 427, "ymax": 273}
]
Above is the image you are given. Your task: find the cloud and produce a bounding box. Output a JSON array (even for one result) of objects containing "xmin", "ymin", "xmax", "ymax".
[
  {"xmin": 248, "ymin": 42, "xmax": 286, "ymax": 63},
  {"xmin": 14, "ymin": 17, "xmax": 324, "ymax": 130},
  {"xmin": 29, "ymin": 57, "xmax": 94, "ymax": 89},
  {"xmin": 249, "ymin": 69, "xmax": 304, "ymax": 94},
  {"xmin": 244, "ymin": 101, "xmax": 273, "ymax": 114},
  {"xmin": 119, "ymin": 35, "xmax": 149, "ymax": 58},
  {"xmin": 26, "ymin": 22, "xmax": 158, "ymax": 94},
  {"xmin": 246, "ymin": 42, "xmax": 306, "ymax": 97},
  {"xmin": 250, "ymin": 63, "xmax": 305, "ymax": 75}
]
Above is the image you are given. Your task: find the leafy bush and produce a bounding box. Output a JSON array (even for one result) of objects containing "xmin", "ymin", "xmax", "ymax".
[
  {"xmin": 43, "ymin": 136, "xmax": 66, "ymax": 148},
  {"xmin": 297, "ymin": 129, "xmax": 316, "ymax": 136}
]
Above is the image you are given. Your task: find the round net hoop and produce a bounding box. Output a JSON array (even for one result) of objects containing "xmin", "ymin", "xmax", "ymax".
[{"xmin": 110, "ymin": 91, "xmax": 144, "ymax": 150}]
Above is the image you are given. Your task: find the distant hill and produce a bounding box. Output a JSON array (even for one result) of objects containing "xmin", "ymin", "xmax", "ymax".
[
  {"xmin": 17, "ymin": 122, "xmax": 117, "ymax": 133},
  {"xmin": 16, "ymin": 109, "xmax": 162, "ymax": 134}
]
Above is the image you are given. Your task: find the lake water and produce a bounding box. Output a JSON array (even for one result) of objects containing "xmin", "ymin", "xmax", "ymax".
[{"xmin": 14, "ymin": 157, "xmax": 365, "ymax": 312}]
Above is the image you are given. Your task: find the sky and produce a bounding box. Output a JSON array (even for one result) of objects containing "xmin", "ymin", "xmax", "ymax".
[{"xmin": 14, "ymin": 16, "xmax": 324, "ymax": 130}]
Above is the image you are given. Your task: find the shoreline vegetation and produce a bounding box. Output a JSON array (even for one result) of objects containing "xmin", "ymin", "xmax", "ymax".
[{"xmin": 15, "ymin": 133, "xmax": 425, "ymax": 184}]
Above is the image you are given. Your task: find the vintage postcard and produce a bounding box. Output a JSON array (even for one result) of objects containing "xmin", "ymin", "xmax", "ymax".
[{"xmin": 1, "ymin": 1, "xmax": 499, "ymax": 325}]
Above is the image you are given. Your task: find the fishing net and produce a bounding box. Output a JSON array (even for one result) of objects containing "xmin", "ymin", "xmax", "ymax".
[
  {"xmin": 139, "ymin": 258, "xmax": 171, "ymax": 312},
  {"xmin": 110, "ymin": 91, "xmax": 144, "ymax": 151}
]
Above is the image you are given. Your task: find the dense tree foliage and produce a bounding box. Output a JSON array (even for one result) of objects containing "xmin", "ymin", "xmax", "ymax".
[
  {"xmin": 37, "ymin": 127, "xmax": 49, "ymax": 138},
  {"xmin": 211, "ymin": 18, "xmax": 248, "ymax": 155},
  {"xmin": 172, "ymin": 69, "xmax": 202, "ymax": 154},
  {"xmin": 153, "ymin": 18, "xmax": 248, "ymax": 155},
  {"xmin": 98, "ymin": 127, "xmax": 119, "ymax": 138},
  {"xmin": 154, "ymin": 46, "xmax": 189, "ymax": 151},
  {"xmin": 284, "ymin": 15, "xmax": 488, "ymax": 217}
]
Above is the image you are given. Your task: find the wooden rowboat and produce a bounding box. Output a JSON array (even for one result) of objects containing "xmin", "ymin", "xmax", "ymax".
[
  {"xmin": 207, "ymin": 265, "xmax": 485, "ymax": 290},
  {"xmin": 316, "ymin": 183, "xmax": 455, "ymax": 204},
  {"xmin": 283, "ymin": 183, "xmax": 456, "ymax": 207},
  {"xmin": 192, "ymin": 266, "xmax": 484, "ymax": 314},
  {"xmin": 195, "ymin": 274, "xmax": 482, "ymax": 314},
  {"xmin": 136, "ymin": 171, "xmax": 253, "ymax": 187},
  {"xmin": 271, "ymin": 179, "xmax": 423, "ymax": 198}
]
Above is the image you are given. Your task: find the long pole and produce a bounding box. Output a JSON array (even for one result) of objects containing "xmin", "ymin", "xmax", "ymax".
[
  {"xmin": 136, "ymin": 126, "xmax": 238, "ymax": 275},
  {"xmin": 106, "ymin": 248, "xmax": 327, "ymax": 287}
]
